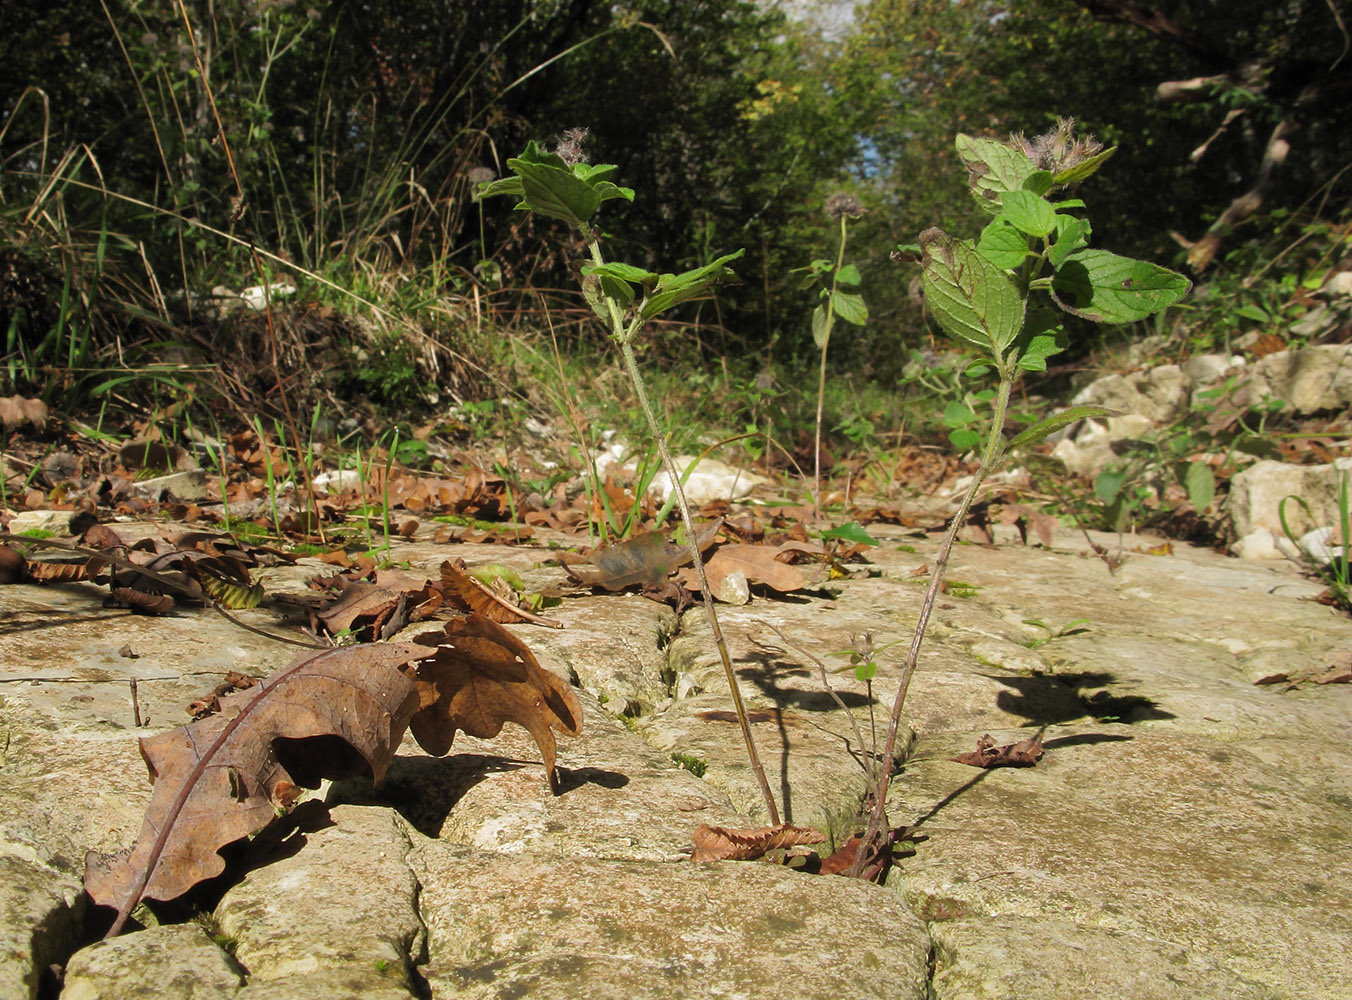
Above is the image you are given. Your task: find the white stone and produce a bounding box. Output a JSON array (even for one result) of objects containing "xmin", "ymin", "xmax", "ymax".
[
  {"xmin": 7, "ymin": 509, "xmax": 75, "ymax": 535},
  {"xmin": 239, "ymin": 281, "xmax": 297, "ymax": 310},
  {"xmin": 1297, "ymin": 525, "xmax": 1347, "ymax": 565},
  {"xmin": 312, "ymin": 469, "xmax": 362, "ymax": 494}
]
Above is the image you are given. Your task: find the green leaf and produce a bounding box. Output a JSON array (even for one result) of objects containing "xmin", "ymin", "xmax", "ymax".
[
  {"xmin": 1184, "ymin": 461, "xmax": 1215, "ymax": 512},
  {"xmin": 820, "ymin": 520, "xmax": 878, "ymax": 546},
  {"xmin": 942, "ymin": 399, "xmax": 976, "ymax": 427},
  {"xmin": 1006, "ymin": 404, "xmax": 1116, "ymax": 453},
  {"xmin": 831, "ymin": 290, "xmax": 868, "ymax": 325},
  {"xmin": 1051, "ymin": 249, "xmax": 1191, "ymax": 324},
  {"xmin": 976, "ymin": 217, "xmax": 1030, "ymax": 270},
  {"xmin": 582, "ymin": 261, "xmax": 657, "ymax": 284},
  {"xmin": 508, "ymin": 156, "xmax": 599, "ymax": 226},
  {"xmin": 835, "ymin": 263, "xmax": 862, "ymax": 286},
  {"xmin": 955, "ymin": 134, "xmax": 1037, "ymax": 214},
  {"xmin": 590, "ymin": 180, "xmax": 636, "ymax": 206},
  {"xmin": 920, "ymin": 228, "xmax": 1026, "ymax": 356},
  {"xmin": 1016, "ymin": 332, "xmax": 1065, "ymax": 371},
  {"xmin": 639, "ymin": 249, "xmax": 745, "ymax": 320},
  {"xmin": 1236, "ymin": 304, "xmax": 1269, "ymax": 322},
  {"xmin": 1051, "ymin": 146, "xmax": 1117, "ymax": 187},
  {"xmin": 599, "ymin": 274, "xmax": 635, "ymax": 304},
  {"xmin": 1094, "ymin": 467, "xmax": 1128, "ymax": 504},
  {"xmin": 811, "ymin": 303, "xmax": 830, "ymax": 348},
  {"xmin": 1000, "ymin": 190, "xmax": 1057, "ymax": 238},
  {"xmin": 574, "ymin": 162, "xmax": 618, "ymax": 183},
  {"xmin": 1048, "ymin": 215, "xmax": 1091, "ymax": 269},
  {"xmin": 477, "ymin": 176, "xmax": 524, "ymax": 201},
  {"xmin": 1022, "ymin": 170, "xmax": 1054, "ymax": 196},
  {"xmin": 949, "ymin": 428, "xmax": 982, "ymax": 450}
]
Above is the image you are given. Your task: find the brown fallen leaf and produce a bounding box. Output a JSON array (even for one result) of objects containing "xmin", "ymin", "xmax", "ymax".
[
  {"xmin": 84, "ymin": 642, "xmax": 436, "ymax": 935},
  {"xmin": 563, "ymin": 530, "xmax": 692, "ymax": 591},
  {"xmin": 951, "ymin": 733, "xmax": 1044, "ymax": 768},
  {"xmin": 410, "ymin": 614, "xmax": 582, "ymax": 792},
  {"xmin": 0, "ymin": 394, "xmax": 49, "ymax": 430},
  {"xmin": 439, "ymin": 559, "xmax": 562, "ymax": 628},
  {"xmin": 698, "ymin": 543, "xmax": 810, "ymax": 599},
  {"xmin": 690, "ymin": 822, "xmax": 826, "ymax": 862}
]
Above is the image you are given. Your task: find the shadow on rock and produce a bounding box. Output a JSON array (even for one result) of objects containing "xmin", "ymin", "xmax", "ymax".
[
  {"xmin": 992, "ymin": 670, "xmax": 1174, "ymax": 725},
  {"xmin": 325, "ymin": 754, "xmax": 628, "ymax": 838}
]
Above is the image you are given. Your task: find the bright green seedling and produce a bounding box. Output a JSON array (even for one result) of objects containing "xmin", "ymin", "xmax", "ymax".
[
  {"xmin": 850, "ymin": 120, "xmax": 1190, "ymax": 877},
  {"xmin": 1021, "ymin": 617, "xmax": 1093, "ymax": 649},
  {"xmin": 480, "ymin": 130, "xmax": 781, "ymax": 825}
]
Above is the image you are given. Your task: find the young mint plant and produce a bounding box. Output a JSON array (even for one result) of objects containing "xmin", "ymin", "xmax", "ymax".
[
  {"xmin": 849, "ymin": 120, "xmax": 1191, "ymax": 877},
  {"xmin": 794, "ymin": 193, "xmax": 869, "ymax": 532},
  {"xmin": 480, "ymin": 130, "xmax": 781, "ymax": 825}
]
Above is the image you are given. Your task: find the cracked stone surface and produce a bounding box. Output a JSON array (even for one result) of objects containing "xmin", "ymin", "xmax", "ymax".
[{"xmin": 2, "ymin": 519, "xmax": 1351, "ymax": 998}]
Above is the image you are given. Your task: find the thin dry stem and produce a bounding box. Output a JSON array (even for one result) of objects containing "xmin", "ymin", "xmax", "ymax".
[{"xmin": 847, "ymin": 375, "xmax": 1013, "ymax": 877}]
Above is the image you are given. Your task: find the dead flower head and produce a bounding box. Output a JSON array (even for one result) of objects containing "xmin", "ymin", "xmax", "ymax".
[
  {"xmin": 555, "ymin": 126, "xmax": 590, "ymax": 167},
  {"xmin": 826, "ymin": 192, "xmax": 865, "ymax": 222},
  {"xmin": 1008, "ymin": 117, "xmax": 1104, "ymax": 175}
]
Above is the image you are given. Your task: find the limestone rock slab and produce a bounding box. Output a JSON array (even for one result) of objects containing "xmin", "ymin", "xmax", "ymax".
[
  {"xmin": 410, "ymin": 847, "xmax": 932, "ymax": 1000},
  {"xmin": 0, "ymin": 856, "xmax": 84, "ymax": 1000},
  {"xmin": 329, "ymin": 692, "xmax": 744, "ymax": 862},
  {"xmin": 636, "ymin": 692, "xmax": 887, "ymax": 844},
  {"xmin": 213, "ymin": 805, "xmax": 423, "ymax": 996},
  {"xmin": 503, "ymin": 594, "xmax": 677, "ymax": 717},
  {"xmin": 60, "ymin": 923, "xmax": 242, "ymax": 1000},
  {"xmin": 888, "ymin": 726, "xmax": 1352, "ymax": 1000},
  {"xmin": 929, "ymin": 916, "xmax": 1270, "ymax": 1000}
]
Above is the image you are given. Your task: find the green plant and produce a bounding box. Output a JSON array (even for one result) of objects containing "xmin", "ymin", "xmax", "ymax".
[
  {"xmin": 1279, "ymin": 470, "xmax": 1351, "ymax": 611},
  {"xmin": 794, "ymin": 194, "xmax": 869, "ymax": 528},
  {"xmin": 849, "ymin": 120, "xmax": 1190, "ymax": 876},
  {"xmin": 480, "ymin": 132, "xmax": 781, "ymax": 825},
  {"xmin": 1020, "ymin": 617, "xmax": 1092, "ymax": 648},
  {"xmin": 670, "ymin": 752, "xmax": 708, "ymax": 777}
]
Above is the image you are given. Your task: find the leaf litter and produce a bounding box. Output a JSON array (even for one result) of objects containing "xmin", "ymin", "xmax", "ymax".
[{"xmin": 85, "ymin": 611, "xmax": 583, "ymax": 936}]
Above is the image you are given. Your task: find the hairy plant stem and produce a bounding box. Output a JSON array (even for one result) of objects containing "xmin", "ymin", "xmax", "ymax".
[
  {"xmin": 847, "ymin": 373, "xmax": 1014, "ymax": 877},
  {"xmin": 587, "ymin": 236, "xmax": 781, "ymax": 826}
]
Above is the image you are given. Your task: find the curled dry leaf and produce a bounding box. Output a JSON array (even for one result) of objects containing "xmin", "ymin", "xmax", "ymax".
[
  {"xmin": 439, "ymin": 559, "xmax": 561, "ymax": 628},
  {"xmin": 84, "ymin": 642, "xmax": 435, "ymax": 934},
  {"xmin": 690, "ymin": 822, "xmax": 826, "ymax": 862},
  {"xmin": 564, "ymin": 520, "xmax": 722, "ymax": 592},
  {"xmin": 110, "ymin": 587, "xmax": 176, "ymax": 615},
  {"xmin": 25, "ymin": 559, "xmax": 90, "ymax": 583},
  {"xmin": 563, "ymin": 530, "xmax": 692, "ymax": 591},
  {"xmin": 951, "ymin": 733, "xmax": 1044, "ymax": 768},
  {"xmin": 411, "ymin": 615, "xmax": 582, "ymax": 792}
]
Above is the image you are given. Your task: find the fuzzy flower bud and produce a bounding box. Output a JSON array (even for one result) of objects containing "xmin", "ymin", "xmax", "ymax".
[
  {"xmin": 555, "ymin": 127, "xmax": 589, "ymax": 167},
  {"xmin": 826, "ymin": 192, "xmax": 865, "ymax": 222},
  {"xmin": 1008, "ymin": 117, "xmax": 1104, "ymax": 174}
]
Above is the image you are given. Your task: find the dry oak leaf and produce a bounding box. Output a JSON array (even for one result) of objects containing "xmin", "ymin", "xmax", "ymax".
[
  {"xmin": 84, "ymin": 642, "xmax": 435, "ymax": 932},
  {"xmin": 700, "ymin": 543, "xmax": 812, "ymax": 597},
  {"xmin": 438, "ymin": 559, "xmax": 562, "ymax": 629},
  {"xmin": 563, "ymin": 521, "xmax": 721, "ymax": 592},
  {"xmin": 690, "ymin": 822, "xmax": 826, "ymax": 862},
  {"xmin": 952, "ymin": 733, "xmax": 1044, "ymax": 768},
  {"xmin": 411, "ymin": 614, "xmax": 582, "ymax": 792}
]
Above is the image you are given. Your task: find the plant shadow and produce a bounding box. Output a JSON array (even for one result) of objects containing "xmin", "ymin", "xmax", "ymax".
[{"xmin": 992, "ymin": 670, "xmax": 1174, "ymax": 724}]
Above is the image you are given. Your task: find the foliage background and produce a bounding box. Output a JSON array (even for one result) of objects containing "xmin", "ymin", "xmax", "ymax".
[{"xmin": 2, "ymin": 0, "xmax": 1349, "ymax": 410}]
